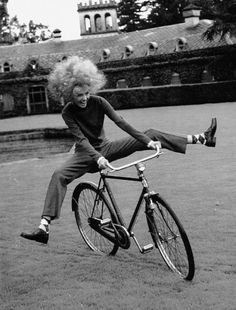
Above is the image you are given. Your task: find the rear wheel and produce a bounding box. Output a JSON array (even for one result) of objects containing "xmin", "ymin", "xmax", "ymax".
[
  {"xmin": 72, "ymin": 182, "xmax": 119, "ymax": 255},
  {"xmin": 146, "ymin": 194, "xmax": 195, "ymax": 280}
]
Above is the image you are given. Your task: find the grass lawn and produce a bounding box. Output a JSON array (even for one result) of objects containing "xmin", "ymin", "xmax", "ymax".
[{"xmin": 1, "ymin": 102, "xmax": 236, "ymax": 310}]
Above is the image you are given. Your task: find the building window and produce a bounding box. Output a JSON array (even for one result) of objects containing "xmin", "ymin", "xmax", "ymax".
[
  {"xmin": 105, "ymin": 13, "xmax": 113, "ymax": 30},
  {"xmin": 3, "ymin": 62, "xmax": 11, "ymax": 72},
  {"xmin": 101, "ymin": 48, "xmax": 110, "ymax": 61},
  {"xmin": 95, "ymin": 14, "xmax": 102, "ymax": 32},
  {"xmin": 122, "ymin": 45, "xmax": 134, "ymax": 59},
  {"xmin": 28, "ymin": 86, "xmax": 48, "ymax": 114},
  {"xmin": 175, "ymin": 37, "xmax": 188, "ymax": 52},
  {"xmin": 1, "ymin": 93, "xmax": 14, "ymax": 111},
  {"xmin": 147, "ymin": 42, "xmax": 158, "ymax": 55},
  {"xmin": 29, "ymin": 59, "xmax": 38, "ymax": 70},
  {"xmin": 84, "ymin": 15, "xmax": 91, "ymax": 33}
]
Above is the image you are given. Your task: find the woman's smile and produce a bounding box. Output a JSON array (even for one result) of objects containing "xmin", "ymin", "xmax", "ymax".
[{"xmin": 72, "ymin": 85, "xmax": 91, "ymax": 108}]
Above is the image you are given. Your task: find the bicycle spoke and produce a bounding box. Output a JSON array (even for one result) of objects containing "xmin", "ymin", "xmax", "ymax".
[
  {"xmin": 146, "ymin": 195, "xmax": 195, "ymax": 280},
  {"xmin": 72, "ymin": 182, "xmax": 118, "ymax": 255}
]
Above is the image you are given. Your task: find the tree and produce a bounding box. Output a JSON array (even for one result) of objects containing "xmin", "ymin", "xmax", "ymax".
[
  {"xmin": 0, "ymin": 0, "xmax": 52, "ymax": 45},
  {"xmin": 137, "ymin": 0, "xmax": 236, "ymax": 32},
  {"xmin": 202, "ymin": 0, "xmax": 236, "ymax": 41},
  {"xmin": 0, "ymin": 0, "xmax": 11, "ymax": 43},
  {"xmin": 5, "ymin": 16, "xmax": 52, "ymax": 44},
  {"xmin": 117, "ymin": 0, "xmax": 145, "ymax": 32},
  {"xmin": 141, "ymin": 0, "xmax": 189, "ymax": 28},
  {"xmin": 117, "ymin": 0, "xmax": 236, "ymax": 34}
]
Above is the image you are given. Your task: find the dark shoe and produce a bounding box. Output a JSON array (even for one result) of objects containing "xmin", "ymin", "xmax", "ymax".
[
  {"xmin": 204, "ymin": 118, "xmax": 217, "ymax": 147},
  {"xmin": 20, "ymin": 228, "xmax": 49, "ymax": 244}
]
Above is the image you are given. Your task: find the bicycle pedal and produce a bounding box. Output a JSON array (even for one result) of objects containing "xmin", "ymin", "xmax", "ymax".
[
  {"xmin": 100, "ymin": 218, "xmax": 112, "ymax": 226},
  {"xmin": 142, "ymin": 244, "xmax": 153, "ymax": 253}
]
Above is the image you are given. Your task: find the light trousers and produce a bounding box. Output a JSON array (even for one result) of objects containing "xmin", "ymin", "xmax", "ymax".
[{"xmin": 42, "ymin": 129, "xmax": 187, "ymax": 219}]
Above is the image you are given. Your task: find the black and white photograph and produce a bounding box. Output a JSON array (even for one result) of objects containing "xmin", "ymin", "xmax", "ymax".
[{"xmin": 0, "ymin": 0, "xmax": 235, "ymax": 309}]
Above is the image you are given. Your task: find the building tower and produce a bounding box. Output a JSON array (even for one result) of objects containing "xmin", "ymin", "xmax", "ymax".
[{"xmin": 77, "ymin": 0, "xmax": 119, "ymax": 38}]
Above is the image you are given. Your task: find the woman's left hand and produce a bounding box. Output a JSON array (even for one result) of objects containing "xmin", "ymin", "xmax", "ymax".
[{"xmin": 147, "ymin": 140, "xmax": 162, "ymax": 150}]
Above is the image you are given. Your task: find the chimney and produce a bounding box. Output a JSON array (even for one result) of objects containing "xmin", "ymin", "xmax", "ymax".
[
  {"xmin": 182, "ymin": 3, "xmax": 201, "ymax": 27},
  {"xmin": 52, "ymin": 29, "xmax": 62, "ymax": 42}
]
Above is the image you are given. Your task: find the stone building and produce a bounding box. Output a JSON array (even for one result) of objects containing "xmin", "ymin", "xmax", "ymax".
[{"xmin": 0, "ymin": 0, "xmax": 235, "ymax": 118}]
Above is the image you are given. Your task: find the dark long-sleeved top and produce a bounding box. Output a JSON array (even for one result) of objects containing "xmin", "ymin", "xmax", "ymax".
[{"xmin": 62, "ymin": 95, "xmax": 151, "ymax": 162}]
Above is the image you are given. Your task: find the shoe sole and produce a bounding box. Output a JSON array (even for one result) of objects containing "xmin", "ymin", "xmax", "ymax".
[{"xmin": 205, "ymin": 137, "xmax": 216, "ymax": 147}]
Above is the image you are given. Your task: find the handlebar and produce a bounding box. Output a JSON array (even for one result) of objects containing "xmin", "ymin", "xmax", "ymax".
[{"xmin": 106, "ymin": 145, "xmax": 162, "ymax": 172}]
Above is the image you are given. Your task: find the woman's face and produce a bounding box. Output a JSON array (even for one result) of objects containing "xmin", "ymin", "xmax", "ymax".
[{"xmin": 72, "ymin": 85, "xmax": 91, "ymax": 108}]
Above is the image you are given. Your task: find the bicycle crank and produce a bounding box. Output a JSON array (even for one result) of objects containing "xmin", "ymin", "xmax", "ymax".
[
  {"xmin": 130, "ymin": 232, "xmax": 153, "ymax": 254},
  {"xmin": 114, "ymin": 224, "xmax": 131, "ymax": 249}
]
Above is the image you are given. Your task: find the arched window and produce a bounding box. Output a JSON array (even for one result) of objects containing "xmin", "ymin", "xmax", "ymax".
[
  {"xmin": 3, "ymin": 62, "xmax": 11, "ymax": 72},
  {"xmin": 147, "ymin": 42, "xmax": 158, "ymax": 55},
  {"xmin": 84, "ymin": 15, "xmax": 91, "ymax": 33},
  {"xmin": 105, "ymin": 13, "xmax": 112, "ymax": 30},
  {"xmin": 29, "ymin": 59, "xmax": 38, "ymax": 70},
  {"xmin": 101, "ymin": 49, "xmax": 110, "ymax": 61},
  {"xmin": 175, "ymin": 37, "xmax": 188, "ymax": 52},
  {"xmin": 95, "ymin": 14, "xmax": 102, "ymax": 32},
  {"xmin": 123, "ymin": 45, "xmax": 134, "ymax": 58}
]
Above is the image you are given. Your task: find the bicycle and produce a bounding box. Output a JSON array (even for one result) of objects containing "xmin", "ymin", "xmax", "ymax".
[{"xmin": 72, "ymin": 146, "xmax": 195, "ymax": 281}]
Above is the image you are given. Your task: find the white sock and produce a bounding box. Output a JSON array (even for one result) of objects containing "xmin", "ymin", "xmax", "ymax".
[
  {"xmin": 187, "ymin": 135, "xmax": 193, "ymax": 143},
  {"xmin": 39, "ymin": 218, "xmax": 50, "ymax": 233}
]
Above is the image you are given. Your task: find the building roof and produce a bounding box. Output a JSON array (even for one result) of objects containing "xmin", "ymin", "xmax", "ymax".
[{"xmin": 0, "ymin": 19, "xmax": 235, "ymax": 72}]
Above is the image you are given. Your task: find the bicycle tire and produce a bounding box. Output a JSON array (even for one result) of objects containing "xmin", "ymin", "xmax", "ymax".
[
  {"xmin": 146, "ymin": 194, "xmax": 195, "ymax": 281},
  {"xmin": 72, "ymin": 182, "xmax": 119, "ymax": 255}
]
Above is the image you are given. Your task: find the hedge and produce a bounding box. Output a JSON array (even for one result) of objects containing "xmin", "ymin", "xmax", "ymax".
[{"xmin": 98, "ymin": 80, "xmax": 236, "ymax": 110}]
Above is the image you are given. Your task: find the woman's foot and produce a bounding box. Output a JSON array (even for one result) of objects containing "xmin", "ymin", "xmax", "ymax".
[
  {"xmin": 204, "ymin": 117, "xmax": 217, "ymax": 147},
  {"xmin": 20, "ymin": 217, "xmax": 50, "ymax": 244},
  {"xmin": 187, "ymin": 118, "xmax": 217, "ymax": 147},
  {"xmin": 20, "ymin": 228, "xmax": 49, "ymax": 244}
]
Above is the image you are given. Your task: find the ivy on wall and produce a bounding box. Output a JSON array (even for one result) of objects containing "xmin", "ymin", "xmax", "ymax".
[{"xmin": 98, "ymin": 45, "xmax": 236, "ymax": 88}]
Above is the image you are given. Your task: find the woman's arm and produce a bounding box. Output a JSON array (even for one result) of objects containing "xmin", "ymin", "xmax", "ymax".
[{"xmin": 101, "ymin": 98, "xmax": 152, "ymax": 146}]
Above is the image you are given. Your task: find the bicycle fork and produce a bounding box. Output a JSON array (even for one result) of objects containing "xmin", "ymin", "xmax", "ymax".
[
  {"xmin": 128, "ymin": 164, "xmax": 157, "ymax": 254},
  {"xmin": 129, "ymin": 193, "xmax": 158, "ymax": 254}
]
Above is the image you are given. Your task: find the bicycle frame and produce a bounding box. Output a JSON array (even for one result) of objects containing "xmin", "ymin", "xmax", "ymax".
[
  {"xmin": 98, "ymin": 170, "xmax": 147, "ymax": 232},
  {"xmin": 88, "ymin": 147, "xmax": 162, "ymax": 252},
  {"xmin": 99, "ymin": 147, "xmax": 161, "ymax": 226}
]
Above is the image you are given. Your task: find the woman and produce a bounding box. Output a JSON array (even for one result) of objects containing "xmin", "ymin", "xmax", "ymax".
[{"xmin": 21, "ymin": 56, "xmax": 217, "ymax": 244}]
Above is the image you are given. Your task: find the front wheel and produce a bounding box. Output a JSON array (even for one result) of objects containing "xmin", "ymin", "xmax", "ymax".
[
  {"xmin": 72, "ymin": 182, "xmax": 119, "ymax": 255},
  {"xmin": 146, "ymin": 194, "xmax": 195, "ymax": 281}
]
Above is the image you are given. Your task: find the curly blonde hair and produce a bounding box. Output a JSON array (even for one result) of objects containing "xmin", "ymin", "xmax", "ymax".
[{"xmin": 48, "ymin": 56, "xmax": 106, "ymax": 102}]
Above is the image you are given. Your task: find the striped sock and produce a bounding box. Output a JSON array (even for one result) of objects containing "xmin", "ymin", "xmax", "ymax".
[{"xmin": 187, "ymin": 133, "xmax": 206, "ymax": 145}]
